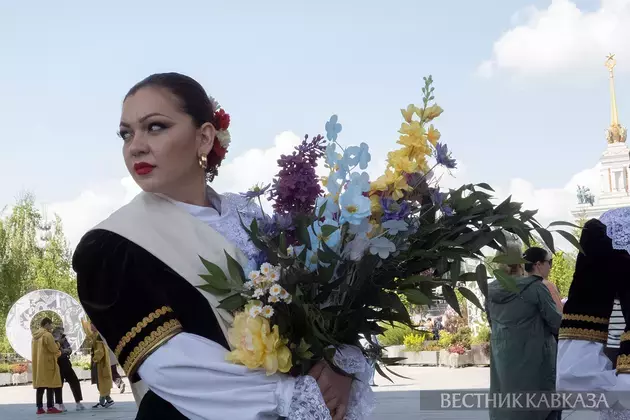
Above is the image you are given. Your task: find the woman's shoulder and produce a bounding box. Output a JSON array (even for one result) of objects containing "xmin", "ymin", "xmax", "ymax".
[{"xmin": 72, "ymin": 229, "xmax": 148, "ymax": 274}]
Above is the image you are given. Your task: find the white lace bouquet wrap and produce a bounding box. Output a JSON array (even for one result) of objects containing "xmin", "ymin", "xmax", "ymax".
[{"xmin": 286, "ymin": 345, "xmax": 376, "ymax": 420}]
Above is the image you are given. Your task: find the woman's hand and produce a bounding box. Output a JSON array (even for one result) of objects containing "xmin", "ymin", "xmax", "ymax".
[{"xmin": 308, "ymin": 360, "xmax": 352, "ymax": 420}]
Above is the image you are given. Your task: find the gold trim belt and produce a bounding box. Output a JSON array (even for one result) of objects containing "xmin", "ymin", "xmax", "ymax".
[{"xmin": 115, "ymin": 306, "xmax": 174, "ymax": 359}]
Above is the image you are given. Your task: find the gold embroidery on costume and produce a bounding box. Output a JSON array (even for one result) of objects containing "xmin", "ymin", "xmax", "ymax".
[
  {"xmin": 620, "ymin": 332, "xmax": 630, "ymax": 342},
  {"xmin": 561, "ymin": 314, "xmax": 609, "ymax": 324},
  {"xmin": 123, "ymin": 318, "xmax": 182, "ymax": 376},
  {"xmin": 115, "ymin": 306, "xmax": 174, "ymax": 358},
  {"xmin": 558, "ymin": 327, "xmax": 608, "ymax": 343},
  {"xmin": 617, "ymin": 354, "xmax": 630, "ymax": 373}
]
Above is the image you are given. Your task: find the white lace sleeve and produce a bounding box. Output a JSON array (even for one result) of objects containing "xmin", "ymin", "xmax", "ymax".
[
  {"xmin": 287, "ymin": 376, "xmax": 332, "ymax": 420},
  {"xmin": 333, "ymin": 345, "xmax": 377, "ymax": 419}
]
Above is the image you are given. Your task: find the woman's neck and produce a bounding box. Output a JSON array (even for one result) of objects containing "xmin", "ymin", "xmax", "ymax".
[{"xmin": 162, "ymin": 181, "xmax": 210, "ymax": 207}]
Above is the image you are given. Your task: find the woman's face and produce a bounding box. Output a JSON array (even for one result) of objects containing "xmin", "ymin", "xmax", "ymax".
[{"xmin": 119, "ymin": 87, "xmax": 215, "ymax": 197}]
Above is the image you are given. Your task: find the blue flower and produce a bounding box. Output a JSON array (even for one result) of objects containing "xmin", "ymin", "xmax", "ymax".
[
  {"xmin": 380, "ymin": 197, "xmax": 410, "ymax": 221},
  {"xmin": 382, "ymin": 219, "xmax": 408, "ymax": 235},
  {"xmin": 434, "ymin": 142, "xmax": 457, "ymax": 169},
  {"xmin": 309, "ymin": 220, "xmax": 341, "ymax": 251},
  {"xmin": 240, "ymin": 183, "xmax": 271, "ymax": 199},
  {"xmin": 293, "ymin": 245, "xmax": 319, "ymax": 272},
  {"xmin": 325, "ymin": 115, "xmax": 343, "ymax": 141},
  {"xmin": 339, "ymin": 186, "xmax": 372, "ymax": 225},
  {"xmin": 369, "ymin": 237, "xmax": 396, "ymax": 259},
  {"xmin": 325, "ymin": 143, "xmax": 339, "ymax": 167},
  {"xmin": 348, "ymin": 172, "xmax": 370, "ymax": 193},
  {"xmin": 341, "ymin": 142, "xmax": 371, "ymax": 170},
  {"xmin": 316, "ymin": 195, "xmax": 339, "ymax": 220},
  {"xmin": 345, "ymin": 235, "xmax": 371, "ymax": 261},
  {"xmin": 326, "ymin": 170, "xmax": 345, "ymax": 196},
  {"xmin": 348, "ymin": 218, "xmax": 373, "ymax": 236},
  {"xmin": 431, "ymin": 189, "xmax": 453, "ymax": 216}
]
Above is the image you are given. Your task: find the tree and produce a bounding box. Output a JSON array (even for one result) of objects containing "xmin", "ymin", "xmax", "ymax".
[
  {"xmin": 0, "ymin": 193, "xmax": 75, "ymax": 353},
  {"xmin": 547, "ymin": 251, "xmax": 575, "ymax": 298}
]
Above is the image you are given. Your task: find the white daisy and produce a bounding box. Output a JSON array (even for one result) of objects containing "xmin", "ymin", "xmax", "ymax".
[
  {"xmin": 260, "ymin": 263, "xmax": 273, "ymax": 276},
  {"xmin": 243, "ymin": 281, "xmax": 255, "ymax": 290},
  {"xmin": 248, "ymin": 271, "xmax": 261, "ymax": 281},
  {"xmin": 279, "ymin": 288, "xmax": 290, "ymax": 300},
  {"xmin": 248, "ymin": 305, "xmax": 262, "ymax": 318},
  {"xmin": 268, "ymin": 295, "xmax": 280, "ymax": 303},
  {"xmin": 253, "ymin": 288, "xmax": 266, "ymax": 298},
  {"xmin": 269, "ymin": 284, "xmax": 282, "ymax": 297},
  {"xmin": 267, "ymin": 269, "xmax": 280, "ymax": 283},
  {"xmin": 261, "ymin": 305, "xmax": 274, "ymax": 319}
]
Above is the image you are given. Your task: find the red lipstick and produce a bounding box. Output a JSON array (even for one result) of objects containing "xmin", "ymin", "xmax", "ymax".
[{"xmin": 134, "ymin": 162, "xmax": 155, "ymax": 175}]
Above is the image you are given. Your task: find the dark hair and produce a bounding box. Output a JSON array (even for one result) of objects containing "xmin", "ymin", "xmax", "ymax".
[
  {"xmin": 40, "ymin": 317, "xmax": 53, "ymax": 327},
  {"xmin": 125, "ymin": 72, "xmax": 224, "ymax": 182},
  {"xmin": 523, "ymin": 247, "xmax": 549, "ymax": 272}
]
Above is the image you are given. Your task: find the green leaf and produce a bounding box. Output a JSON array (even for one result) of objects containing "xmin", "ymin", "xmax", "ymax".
[
  {"xmin": 493, "ymin": 269, "xmax": 518, "ymax": 293},
  {"xmin": 459, "ymin": 272, "xmax": 478, "ymax": 282},
  {"xmin": 555, "ymin": 230, "xmax": 584, "ymax": 255},
  {"xmin": 375, "ymin": 363, "xmax": 394, "ymax": 383},
  {"xmin": 199, "ymin": 257, "xmax": 231, "ymax": 291},
  {"xmin": 224, "ymin": 251, "xmax": 245, "ymax": 286},
  {"xmin": 535, "ymin": 228, "xmax": 555, "ymax": 253},
  {"xmin": 403, "ymin": 289, "xmax": 432, "ymax": 305},
  {"xmin": 475, "ymin": 183, "xmax": 495, "ymax": 192},
  {"xmin": 492, "ymin": 254, "xmax": 527, "ymax": 265},
  {"xmin": 318, "ymin": 201, "xmax": 327, "ymax": 219},
  {"xmin": 457, "ymin": 286, "xmax": 483, "ymax": 310},
  {"xmin": 198, "ymin": 283, "xmax": 228, "ymax": 296},
  {"xmin": 476, "ymin": 264, "xmax": 489, "ymax": 298},
  {"xmin": 441, "ymin": 285, "xmax": 461, "ymax": 316},
  {"xmin": 218, "ymin": 293, "xmax": 248, "ymax": 311},
  {"xmin": 297, "ymin": 221, "xmax": 312, "ymax": 250},
  {"xmin": 548, "ymin": 221, "xmax": 580, "ymax": 229},
  {"xmin": 279, "ymin": 232, "xmax": 287, "ymax": 255},
  {"xmin": 199, "ymin": 274, "xmax": 232, "ymax": 292},
  {"xmin": 399, "ymin": 275, "xmax": 434, "ymax": 286},
  {"xmin": 320, "ymin": 224, "xmax": 339, "ymax": 239}
]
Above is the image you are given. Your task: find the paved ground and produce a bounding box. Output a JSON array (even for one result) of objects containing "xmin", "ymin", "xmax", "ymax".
[{"xmin": 0, "ymin": 366, "xmax": 603, "ymax": 419}]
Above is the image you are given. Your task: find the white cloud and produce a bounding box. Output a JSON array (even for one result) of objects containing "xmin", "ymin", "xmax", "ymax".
[{"xmin": 479, "ymin": 0, "xmax": 630, "ymax": 78}]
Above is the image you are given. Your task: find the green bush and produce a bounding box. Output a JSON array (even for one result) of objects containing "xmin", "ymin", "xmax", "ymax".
[
  {"xmin": 378, "ymin": 322, "xmax": 421, "ymax": 346},
  {"xmin": 451, "ymin": 326, "xmax": 472, "ymax": 349},
  {"xmin": 423, "ymin": 341, "xmax": 442, "ymax": 351},
  {"xmin": 472, "ymin": 324, "xmax": 491, "ymax": 345},
  {"xmin": 403, "ymin": 333, "xmax": 425, "ymax": 352},
  {"xmin": 0, "ymin": 363, "xmax": 11, "ymax": 373},
  {"xmin": 438, "ymin": 331, "xmax": 454, "ymax": 349}
]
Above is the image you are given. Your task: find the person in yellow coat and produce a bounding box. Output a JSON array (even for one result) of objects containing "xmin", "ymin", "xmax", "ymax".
[
  {"xmin": 31, "ymin": 317, "xmax": 63, "ymax": 415},
  {"xmin": 89, "ymin": 325, "xmax": 114, "ymax": 409}
]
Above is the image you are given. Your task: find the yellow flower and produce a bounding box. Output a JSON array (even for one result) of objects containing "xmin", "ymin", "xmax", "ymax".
[
  {"xmin": 398, "ymin": 121, "xmax": 424, "ymax": 137},
  {"xmin": 400, "ymin": 104, "xmax": 416, "ymax": 123},
  {"xmin": 226, "ymin": 312, "xmax": 293, "ymax": 375},
  {"xmin": 370, "ymin": 194, "xmax": 383, "ymax": 216},
  {"xmin": 422, "ymin": 104, "xmax": 443, "ymax": 122},
  {"xmin": 387, "ymin": 149, "xmax": 418, "ymax": 174},
  {"xmin": 370, "ymin": 169, "xmax": 411, "ymax": 200},
  {"xmin": 427, "ymin": 125, "xmax": 441, "ymax": 146}
]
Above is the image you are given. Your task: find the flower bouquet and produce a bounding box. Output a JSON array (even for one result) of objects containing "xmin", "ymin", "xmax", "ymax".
[{"xmin": 198, "ymin": 76, "xmax": 579, "ymax": 379}]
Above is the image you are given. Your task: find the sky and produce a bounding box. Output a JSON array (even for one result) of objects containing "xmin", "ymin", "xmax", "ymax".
[{"xmin": 1, "ymin": 0, "xmax": 629, "ymax": 248}]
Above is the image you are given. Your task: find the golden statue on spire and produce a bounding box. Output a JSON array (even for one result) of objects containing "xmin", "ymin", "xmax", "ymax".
[{"xmin": 605, "ymin": 53, "xmax": 627, "ymax": 144}]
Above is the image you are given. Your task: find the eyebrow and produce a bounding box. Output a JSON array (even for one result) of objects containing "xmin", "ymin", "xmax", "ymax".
[{"xmin": 119, "ymin": 112, "xmax": 171, "ymax": 127}]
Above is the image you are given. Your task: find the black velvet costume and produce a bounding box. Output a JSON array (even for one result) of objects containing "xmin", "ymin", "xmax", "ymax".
[
  {"xmin": 74, "ymin": 229, "xmax": 229, "ymax": 419},
  {"xmin": 559, "ymin": 219, "xmax": 630, "ymax": 373}
]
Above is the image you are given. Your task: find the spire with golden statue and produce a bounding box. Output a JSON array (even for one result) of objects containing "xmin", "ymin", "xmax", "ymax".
[{"xmin": 605, "ymin": 53, "xmax": 627, "ymax": 144}]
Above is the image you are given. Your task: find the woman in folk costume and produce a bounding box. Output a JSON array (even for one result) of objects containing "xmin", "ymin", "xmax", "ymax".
[
  {"xmin": 73, "ymin": 73, "xmax": 370, "ymax": 420},
  {"xmin": 556, "ymin": 210, "xmax": 630, "ymax": 419}
]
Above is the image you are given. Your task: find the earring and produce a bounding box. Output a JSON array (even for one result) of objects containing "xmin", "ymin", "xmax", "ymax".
[{"xmin": 198, "ymin": 154, "xmax": 208, "ymax": 170}]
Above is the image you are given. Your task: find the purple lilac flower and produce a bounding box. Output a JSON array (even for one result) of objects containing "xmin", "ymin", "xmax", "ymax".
[
  {"xmin": 380, "ymin": 196, "xmax": 410, "ymax": 222},
  {"xmin": 269, "ymin": 134, "xmax": 326, "ymax": 216},
  {"xmin": 434, "ymin": 142, "xmax": 457, "ymax": 169},
  {"xmin": 430, "ymin": 189, "xmax": 453, "ymax": 216}
]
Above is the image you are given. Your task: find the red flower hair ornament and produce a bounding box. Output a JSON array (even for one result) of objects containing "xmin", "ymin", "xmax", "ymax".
[{"xmin": 208, "ymin": 95, "xmax": 231, "ymax": 160}]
